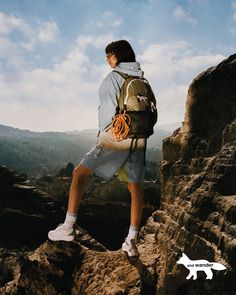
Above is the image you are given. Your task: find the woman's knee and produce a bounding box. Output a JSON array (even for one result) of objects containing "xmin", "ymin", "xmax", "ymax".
[
  {"xmin": 72, "ymin": 165, "xmax": 91, "ymax": 181},
  {"xmin": 128, "ymin": 182, "xmax": 143, "ymax": 193}
]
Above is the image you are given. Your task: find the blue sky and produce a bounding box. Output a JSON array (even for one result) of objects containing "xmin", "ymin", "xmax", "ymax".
[{"xmin": 0, "ymin": 0, "xmax": 236, "ymax": 131}]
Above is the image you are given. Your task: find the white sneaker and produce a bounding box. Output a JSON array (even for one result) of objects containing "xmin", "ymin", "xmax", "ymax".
[
  {"xmin": 48, "ymin": 223, "xmax": 75, "ymax": 241},
  {"xmin": 122, "ymin": 238, "xmax": 139, "ymax": 257}
]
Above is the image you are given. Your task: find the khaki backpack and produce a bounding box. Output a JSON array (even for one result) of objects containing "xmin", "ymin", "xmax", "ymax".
[{"xmin": 111, "ymin": 71, "xmax": 158, "ymax": 140}]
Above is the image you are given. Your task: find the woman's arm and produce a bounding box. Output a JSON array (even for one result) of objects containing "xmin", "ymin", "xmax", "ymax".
[{"xmin": 98, "ymin": 71, "xmax": 124, "ymax": 131}]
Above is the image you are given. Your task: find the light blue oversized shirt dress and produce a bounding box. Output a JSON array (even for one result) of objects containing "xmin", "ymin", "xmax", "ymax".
[{"xmin": 80, "ymin": 62, "xmax": 146, "ymax": 183}]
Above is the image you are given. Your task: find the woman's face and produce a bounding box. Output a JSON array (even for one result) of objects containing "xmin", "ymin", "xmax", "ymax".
[{"xmin": 106, "ymin": 53, "xmax": 118, "ymax": 68}]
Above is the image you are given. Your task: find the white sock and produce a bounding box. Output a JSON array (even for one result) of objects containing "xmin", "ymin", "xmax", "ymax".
[
  {"xmin": 64, "ymin": 211, "xmax": 77, "ymax": 229},
  {"xmin": 126, "ymin": 225, "xmax": 139, "ymax": 243}
]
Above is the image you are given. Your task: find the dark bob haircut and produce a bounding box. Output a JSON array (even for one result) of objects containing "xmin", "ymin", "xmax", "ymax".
[{"xmin": 105, "ymin": 40, "xmax": 136, "ymax": 64}]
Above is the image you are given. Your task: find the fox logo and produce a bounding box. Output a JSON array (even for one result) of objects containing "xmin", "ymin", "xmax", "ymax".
[
  {"xmin": 137, "ymin": 94, "xmax": 148, "ymax": 103},
  {"xmin": 177, "ymin": 253, "xmax": 226, "ymax": 280}
]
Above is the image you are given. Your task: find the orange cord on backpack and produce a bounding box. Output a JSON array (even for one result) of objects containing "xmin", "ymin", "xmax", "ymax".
[{"xmin": 111, "ymin": 111, "xmax": 131, "ymax": 141}]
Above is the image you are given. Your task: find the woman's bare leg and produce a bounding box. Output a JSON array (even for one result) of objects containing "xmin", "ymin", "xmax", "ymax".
[
  {"xmin": 122, "ymin": 182, "xmax": 143, "ymax": 255},
  {"xmin": 127, "ymin": 182, "xmax": 144, "ymax": 227},
  {"xmin": 67, "ymin": 165, "xmax": 92, "ymax": 214}
]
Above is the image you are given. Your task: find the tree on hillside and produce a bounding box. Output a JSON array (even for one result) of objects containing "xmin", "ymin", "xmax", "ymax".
[{"xmin": 57, "ymin": 162, "xmax": 74, "ymax": 177}]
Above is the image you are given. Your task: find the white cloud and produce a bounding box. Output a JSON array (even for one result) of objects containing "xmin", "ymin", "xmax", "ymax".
[
  {"xmin": 173, "ymin": 6, "xmax": 198, "ymax": 26},
  {"xmin": 0, "ymin": 26, "xmax": 226, "ymax": 131},
  {"xmin": 1, "ymin": 45, "xmax": 100, "ymax": 107},
  {"xmin": 187, "ymin": 0, "xmax": 208, "ymax": 5},
  {"xmin": 0, "ymin": 33, "xmax": 115, "ymax": 131},
  {"xmin": 94, "ymin": 12, "xmax": 123, "ymax": 28},
  {"xmin": 230, "ymin": 27, "xmax": 236, "ymax": 34},
  {"xmin": 148, "ymin": 0, "xmax": 162, "ymax": 4},
  {"xmin": 138, "ymin": 42, "xmax": 225, "ymax": 125},
  {"xmin": 0, "ymin": 101, "xmax": 98, "ymax": 132},
  {"xmin": 0, "ymin": 12, "xmax": 31, "ymax": 35},
  {"xmin": 76, "ymin": 33, "xmax": 115, "ymax": 50},
  {"xmin": 38, "ymin": 21, "xmax": 59, "ymax": 43},
  {"xmin": 231, "ymin": 1, "xmax": 236, "ymax": 20},
  {"xmin": 112, "ymin": 18, "xmax": 123, "ymax": 27},
  {"xmin": 103, "ymin": 11, "xmax": 113, "ymax": 18},
  {"xmin": 76, "ymin": 35, "xmax": 94, "ymax": 49},
  {"xmin": 0, "ymin": 35, "xmax": 26, "ymax": 69},
  {"xmin": 229, "ymin": 2, "xmax": 236, "ymax": 34},
  {"xmin": 0, "ymin": 12, "xmax": 59, "ymax": 52},
  {"xmin": 179, "ymin": 53, "xmax": 225, "ymax": 69}
]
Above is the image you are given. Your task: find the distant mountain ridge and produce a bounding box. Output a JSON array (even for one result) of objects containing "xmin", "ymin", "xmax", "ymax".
[{"xmin": 0, "ymin": 124, "xmax": 174, "ymax": 176}]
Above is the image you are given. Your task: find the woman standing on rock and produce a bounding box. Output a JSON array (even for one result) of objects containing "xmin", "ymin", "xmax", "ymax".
[{"xmin": 48, "ymin": 40, "xmax": 156, "ymax": 257}]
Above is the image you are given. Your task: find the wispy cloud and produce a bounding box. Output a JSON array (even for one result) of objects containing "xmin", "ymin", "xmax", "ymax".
[
  {"xmin": 231, "ymin": 1, "xmax": 236, "ymax": 20},
  {"xmin": 138, "ymin": 41, "xmax": 225, "ymax": 125},
  {"xmin": 103, "ymin": 11, "xmax": 113, "ymax": 18},
  {"xmin": 0, "ymin": 32, "xmax": 226, "ymax": 130},
  {"xmin": 173, "ymin": 6, "xmax": 198, "ymax": 26},
  {"xmin": 0, "ymin": 35, "xmax": 26, "ymax": 70},
  {"xmin": 148, "ymin": 0, "xmax": 162, "ymax": 4},
  {"xmin": 187, "ymin": 0, "xmax": 208, "ymax": 5},
  {"xmin": 38, "ymin": 21, "xmax": 59, "ymax": 43},
  {"xmin": 0, "ymin": 12, "xmax": 59, "ymax": 53},
  {"xmin": 0, "ymin": 0, "xmax": 233, "ymax": 131},
  {"xmin": 230, "ymin": 28, "xmax": 236, "ymax": 35},
  {"xmin": 93, "ymin": 11, "xmax": 123, "ymax": 28},
  {"xmin": 0, "ymin": 32, "xmax": 115, "ymax": 131},
  {"xmin": 0, "ymin": 12, "xmax": 31, "ymax": 35},
  {"xmin": 112, "ymin": 18, "xmax": 123, "ymax": 27},
  {"xmin": 76, "ymin": 33, "xmax": 115, "ymax": 51}
]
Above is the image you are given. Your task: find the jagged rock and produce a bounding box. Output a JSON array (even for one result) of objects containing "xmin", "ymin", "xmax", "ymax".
[
  {"xmin": 0, "ymin": 228, "xmax": 106, "ymax": 294},
  {"xmin": 153, "ymin": 54, "xmax": 236, "ymax": 294},
  {"xmin": 0, "ymin": 167, "xmax": 64, "ymax": 249},
  {"xmin": 0, "ymin": 230, "xmax": 158, "ymax": 295},
  {"xmin": 0, "ymin": 166, "xmax": 158, "ymax": 294},
  {"xmin": 163, "ymin": 54, "xmax": 236, "ymax": 160}
]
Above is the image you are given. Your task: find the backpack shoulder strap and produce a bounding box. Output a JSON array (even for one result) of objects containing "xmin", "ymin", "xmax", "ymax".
[
  {"xmin": 112, "ymin": 70, "xmax": 129, "ymax": 80},
  {"xmin": 113, "ymin": 70, "xmax": 133, "ymax": 111},
  {"xmin": 113, "ymin": 71, "xmax": 144, "ymax": 111}
]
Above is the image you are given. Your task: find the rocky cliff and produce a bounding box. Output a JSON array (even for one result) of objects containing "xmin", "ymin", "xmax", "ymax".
[
  {"xmin": 1, "ymin": 54, "xmax": 236, "ymax": 294},
  {"xmin": 152, "ymin": 53, "xmax": 236, "ymax": 294}
]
